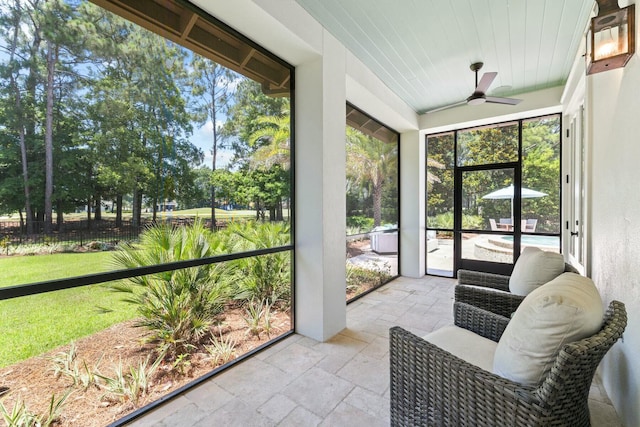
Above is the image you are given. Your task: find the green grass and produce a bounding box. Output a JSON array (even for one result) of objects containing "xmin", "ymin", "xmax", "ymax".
[
  {"xmin": 0, "ymin": 208, "xmax": 259, "ymax": 222},
  {"xmin": 0, "ymin": 252, "xmax": 138, "ymax": 368},
  {"xmin": 164, "ymin": 207, "xmax": 257, "ymax": 219},
  {"xmin": 0, "ymin": 251, "xmax": 116, "ymax": 287}
]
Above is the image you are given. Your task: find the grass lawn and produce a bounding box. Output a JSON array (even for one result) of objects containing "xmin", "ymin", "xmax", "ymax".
[
  {"xmin": 0, "ymin": 208, "xmax": 259, "ymax": 222},
  {"xmin": 0, "ymin": 252, "xmax": 138, "ymax": 368},
  {"xmin": 166, "ymin": 207, "xmax": 257, "ymax": 219}
]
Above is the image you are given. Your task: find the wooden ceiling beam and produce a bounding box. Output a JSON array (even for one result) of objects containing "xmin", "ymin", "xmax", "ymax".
[{"xmin": 91, "ymin": 0, "xmax": 291, "ymax": 95}]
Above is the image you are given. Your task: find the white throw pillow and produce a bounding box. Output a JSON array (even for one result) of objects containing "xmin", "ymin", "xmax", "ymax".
[
  {"xmin": 509, "ymin": 246, "xmax": 565, "ymax": 296},
  {"xmin": 493, "ymin": 273, "xmax": 604, "ymax": 386}
]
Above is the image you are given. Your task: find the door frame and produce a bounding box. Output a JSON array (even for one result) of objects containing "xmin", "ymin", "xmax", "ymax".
[
  {"xmin": 454, "ymin": 163, "xmax": 521, "ymax": 276},
  {"xmin": 563, "ymin": 88, "xmax": 588, "ymax": 275}
]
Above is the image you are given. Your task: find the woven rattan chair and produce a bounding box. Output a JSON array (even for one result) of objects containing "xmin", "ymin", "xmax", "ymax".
[
  {"xmin": 456, "ymin": 263, "xmax": 578, "ymax": 318},
  {"xmin": 389, "ymin": 300, "xmax": 626, "ymax": 427}
]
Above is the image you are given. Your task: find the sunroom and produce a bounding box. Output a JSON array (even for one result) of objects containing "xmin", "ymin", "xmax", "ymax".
[{"xmin": 0, "ymin": 0, "xmax": 638, "ymax": 426}]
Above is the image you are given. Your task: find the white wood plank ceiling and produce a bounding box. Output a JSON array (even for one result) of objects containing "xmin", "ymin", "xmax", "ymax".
[{"xmin": 294, "ymin": 0, "xmax": 594, "ymax": 114}]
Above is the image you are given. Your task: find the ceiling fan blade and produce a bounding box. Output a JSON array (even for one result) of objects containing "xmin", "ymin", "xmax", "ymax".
[
  {"xmin": 475, "ymin": 72, "xmax": 497, "ymax": 93},
  {"xmin": 485, "ymin": 96, "xmax": 522, "ymax": 105},
  {"xmin": 425, "ymin": 100, "xmax": 467, "ymax": 114}
]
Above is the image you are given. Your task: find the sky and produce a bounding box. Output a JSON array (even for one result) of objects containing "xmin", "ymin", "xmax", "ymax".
[{"xmin": 190, "ymin": 120, "xmax": 234, "ymax": 170}]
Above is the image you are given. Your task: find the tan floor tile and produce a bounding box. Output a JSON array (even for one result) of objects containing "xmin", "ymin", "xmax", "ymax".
[
  {"xmin": 129, "ymin": 275, "xmax": 622, "ymax": 426},
  {"xmin": 278, "ymin": 406, "xmax": 322, "ymax": 427},
  {"xmin": 263, "ymin": 342, "xmax": 325, "ymax": 377},
  {"xmin": 257, "ymin": 393, "xmax": 298, "ymax": 423},
  {"xmin": 319, "ymin": 401, "xmax": 387, "ymax": 427},
  {"xmin": 343, "ymin": 386, "xmax": 390, "ymax": 421},
  {"xmin": 336, "ymin": 353, "xmax": 389, "ymax": 395},
  {"xmin": 213, "ymin": 358, "xmax": 291, "ymax": 407},
  {"xmin": 282, "ymin": 367, "xmax": 354, "ymax": 417}
]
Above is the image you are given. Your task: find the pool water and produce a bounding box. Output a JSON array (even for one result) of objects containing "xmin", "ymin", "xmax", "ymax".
[{"xmin": 501, "ymin": 235, "xmax": 560, "ymax": 247}]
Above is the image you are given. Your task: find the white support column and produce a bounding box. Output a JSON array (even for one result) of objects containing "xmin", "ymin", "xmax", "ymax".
[
  {"xmin": 399, "ymin": 130, "xmax": 425, "ymax": 278},
  {"xmin": 294, "ymin": 30, "xmax": 347, "ymax": 341}
]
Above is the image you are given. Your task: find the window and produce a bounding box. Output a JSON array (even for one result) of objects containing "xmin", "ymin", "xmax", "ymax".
[
  {"xmin": 345, "ymin": 104, "xmax": 399, "ymax": 300},
  {"xmin": 0, "ymin": 1, "xmax": 294, "ymax": 425},
  {"xmin": 426, "ymin": 115, "xmax": 561, "ymax": 276}
]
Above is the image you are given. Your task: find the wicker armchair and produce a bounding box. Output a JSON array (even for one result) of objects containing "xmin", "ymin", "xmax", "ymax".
[
  {"xmin": 389, "ymin": 300, "xmax": 627, "ymax": 427},
  {"xmin": 456, "ymin": 263, "xmax": 578, "ymax": 318}
]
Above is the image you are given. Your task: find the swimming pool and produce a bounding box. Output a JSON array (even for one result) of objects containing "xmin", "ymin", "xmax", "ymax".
[
  {"xmin": 474, "ymin": 234, "xmax": 561, "ymax": 263},
  {"xmin": 500, "ymin": 235, "xmax": 560, "ymax": 247}
]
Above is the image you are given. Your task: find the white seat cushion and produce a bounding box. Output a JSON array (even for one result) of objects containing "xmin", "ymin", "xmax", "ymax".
[
  {"xmin": 509, "ymin": 246, "xmax": 565, "ymax": 296},
  {"xmin": 494, "ymin": 273, "xmax": 604, "ymax": 386},
  {"xmin": 424, "ymin": 325, "xmax": 497, "ymax": 372}
]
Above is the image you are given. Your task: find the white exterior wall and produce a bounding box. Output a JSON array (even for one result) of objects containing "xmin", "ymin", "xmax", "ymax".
[
  {"xmin": 585, "ymin": 24, "xmax": 640, "ymax": 426},
  {"xmin": 294, "ymin": 31, "xmax": 347, "ymax": 340},
  {"xmin": 400, "ymin": 131, "xmax": 425, "ymax": 278}
]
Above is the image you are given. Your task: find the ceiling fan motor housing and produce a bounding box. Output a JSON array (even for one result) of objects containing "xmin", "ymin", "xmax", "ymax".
[
  {"xmin": 467, "ymin": 93, "xmax": 487, "ymax": 105},
  {"xmin": 425, "ymin": 62, "xmax": 522, "ymax": 113}
]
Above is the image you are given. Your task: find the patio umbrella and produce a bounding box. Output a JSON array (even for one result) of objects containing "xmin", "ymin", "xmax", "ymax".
[{"xmin": 482, "ymin": 184, "xmax": 547, "ymax": 221}]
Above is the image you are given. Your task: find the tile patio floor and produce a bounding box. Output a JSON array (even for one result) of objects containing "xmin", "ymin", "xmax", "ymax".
[{"xmin": 127, "ymin": 275, "xmax": 622, "ymax": 426}]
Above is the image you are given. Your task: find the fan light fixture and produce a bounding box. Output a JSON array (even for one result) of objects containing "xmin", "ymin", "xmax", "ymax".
[
  {"xmin": 425, "ymin": 62, "xmax": 522, "ymax": 113},
  {"xmin": 586, "ymin": 0, "xmax": 635, "ymax": 74}
]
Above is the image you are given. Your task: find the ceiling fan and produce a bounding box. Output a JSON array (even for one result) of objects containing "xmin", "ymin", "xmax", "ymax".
[{"xmin": 426, "ymin": 62, "xmax": 523, "ymax": 113}]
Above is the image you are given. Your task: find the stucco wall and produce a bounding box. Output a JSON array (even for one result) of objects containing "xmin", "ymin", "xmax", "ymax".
[{"xmin": 587, "ymin": 45, "xmax": 640, "ymax": 427}]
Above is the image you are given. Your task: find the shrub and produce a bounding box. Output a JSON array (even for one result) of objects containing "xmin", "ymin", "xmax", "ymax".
[
  {"xmin": 427, "ymin": 212, "xmax": 483, "ymax": 229},
  {"xmin": 0, "ymin": 391, "xmax": 70, "ymax": 427},
  {"xmin": 205, "ymin": 333, "xmax": 236, "ymax": 366},
  {"xmin": 346, "ymin": 262, "xmax": 392, "ymax": 297},
  {"xmin": 346, "ymin": 216, "xmax": 374, "ymax": 234},
  {"xmin": 95, "ymin": 355, "xmax": 162, "ymax": 405},
  {"xmin": 225, "ymin": 221, "xmax": 291, "ymax": 306},
  {"xmin": 109, "ymin": 219, "xmax": 233, "ymax": 356}
]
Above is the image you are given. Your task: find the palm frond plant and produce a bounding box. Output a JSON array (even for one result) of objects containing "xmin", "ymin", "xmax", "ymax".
[
  {"xmin": 109, "ymin": 219, "xmax": 234, "ymax": 356},
  {"xmin": 225, "ymin": 221, "xmax": 291, "ymax": 306},
  {"xmin": 243, "ymin": 299, "xmax": 265, "ymax": 338},
  {"xmin": 205, "ymin": 332, "xmax": 237, "ymax": 366},
  {"xmin": 248, "ymin": 113, "xmax": 290, "ymax": 170},
  {"xmin": 0, "ymin": 390, "xmax": 71, "ymax": 427}
]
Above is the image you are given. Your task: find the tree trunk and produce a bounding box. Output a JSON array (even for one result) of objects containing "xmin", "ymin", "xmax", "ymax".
[
  {"xmin": 56, "ymin": 200, "xmax": 63, "ymax": 229},
  {"xmin": 7, "ymin": 1, "xmax": 34, "ymax": 235},
  {"xmin": 86, "ymin": 197, "xmax": 92, "ymax": 230},
  {"xmin": 43, "ymin": 39, "xmax": 56, "ymax": 234},
  {"xmin": 94, "ymin": 195, "xmax": 102, "ymax": 221},
  {"xmin": 116, "ymin": 194, "xmax": 123, "ymax": 227},
  {"xmin": 136, "ymin": 192, "xmax": 143, "ymax": 227},
  {"xmin": 152, "ymin": 195, "xmax": 158, "ymax": 222},
  {"xmin": 277, "ymin": 199, "xmax": 283, "ymax": 221},
  {"xmin": 132, "ymin": 187, "xmax": 139, "ymax": 227},
  {"xmin": 25, "ymin": 13, "xmax": 41, "ymax": 231},
  {"xmin": 372, "ymin": 183, "xmax": 382, "ymax": 227},
  {"xmin": 210, "ymin": 95, "xmax": 218, "ymax": 230}
]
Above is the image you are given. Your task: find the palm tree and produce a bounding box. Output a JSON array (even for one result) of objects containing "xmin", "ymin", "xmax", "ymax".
[
  {"xmin": 346, "ymin": 127, "xmax": 397, "ymax": 227},
  {"xmin": 247, "ymin": 110, "xmax": 291, "ymax": 221},
  {"xmin": 248, "ymin": 113, "xmax": 290, "ymax": 170}
]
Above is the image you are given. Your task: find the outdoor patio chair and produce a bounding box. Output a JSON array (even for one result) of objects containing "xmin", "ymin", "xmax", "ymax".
[
  {"xmin": 499, "ymin": 218, "xmax": 512, "ymax": 226},
  {"xmin": 522, "ymin": 218, "xmax": 538, "ymax": 232},
  {"xmin": 456, "ymin": 247, "xmax": 578, "ymax": 317},
  {"xmin": 489, "ymin": 218, "xmax": 499, "ymax": 231},
  {"xmin": 390, "ymin": 293, "xmax": 627, "ymax": 427}
]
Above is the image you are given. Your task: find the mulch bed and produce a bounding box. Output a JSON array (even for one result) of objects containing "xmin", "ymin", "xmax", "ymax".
[{"xmin": 0, "ymin": 309, "xmax": 291, "ymax": 426}]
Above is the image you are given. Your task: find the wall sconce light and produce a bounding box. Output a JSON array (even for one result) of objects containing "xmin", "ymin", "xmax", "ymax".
[{"xmin": 586, "ymin": 0, "xmax": 635, "ymax": 74}]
